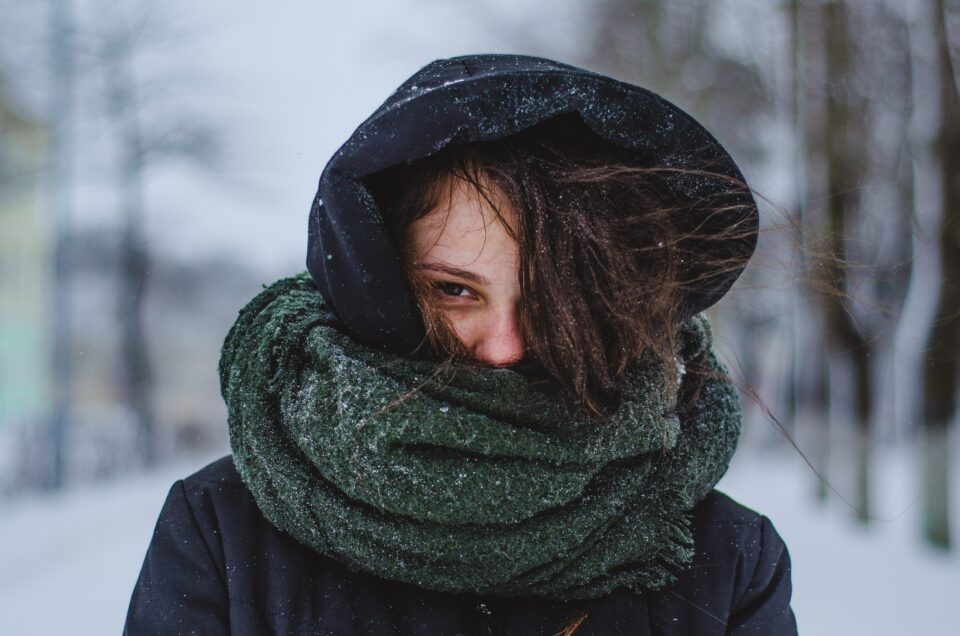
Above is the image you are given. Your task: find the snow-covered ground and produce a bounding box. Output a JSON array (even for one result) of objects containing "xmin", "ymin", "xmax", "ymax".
[
  {"xmin": 0, "ymin": 444, "xmax": 956, "ymax": 635},
  {"xmin": 0, "ymin": 453, "xmax": 223, "ymax": 636},
  {"xmin": 719, "ymin": 443, "xmax": 959, "ymax": 636}
]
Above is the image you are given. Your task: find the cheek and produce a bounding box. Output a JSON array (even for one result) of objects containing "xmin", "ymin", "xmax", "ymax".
[{"xmin": 441, "ymin": 308, "xmax": 482, "ymax": 349}]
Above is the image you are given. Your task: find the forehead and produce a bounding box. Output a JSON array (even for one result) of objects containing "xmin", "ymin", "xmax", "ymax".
[{"xmin": 408, "ymin": 178, "xmax": 517, "ymax": 263}]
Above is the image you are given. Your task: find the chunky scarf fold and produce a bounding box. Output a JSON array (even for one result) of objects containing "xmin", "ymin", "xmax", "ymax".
[{"xmin": 220, "ymin": 274, "xmax": 742, "ymax": 601}]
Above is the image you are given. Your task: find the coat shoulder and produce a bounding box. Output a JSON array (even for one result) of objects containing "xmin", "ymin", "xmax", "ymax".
[
  {"xmin": 174, "ymin": 455, "xmax": 256, "ymax": 529},
  {"xmin": 182, "ymin": 454, "xmax": 244, "ymax": 488},
  {"xmin": 696, "ymin": 489, "xmax": 767, "ymax": 526},
  {"xmin": 654, "ymin": 489, "xmax": 796, "ymax": 634},
  {"xmin": 689, "ymin": 488, "xmax": 791, "ymax": 589}
]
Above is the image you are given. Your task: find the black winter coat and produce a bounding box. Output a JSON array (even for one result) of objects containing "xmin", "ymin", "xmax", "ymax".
[{"xmin": 124, "ymin": 456, "xmax": 797, "ymax": 635}]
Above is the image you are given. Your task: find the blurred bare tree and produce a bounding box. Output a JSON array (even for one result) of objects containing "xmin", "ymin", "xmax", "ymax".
[
  {"xmin": 92, "ymin": 3, "xmax": 220, "ymax": 467},
  {"xmin": 921, "ymin": 0, "xmax": 958, "ymax": 549},
  {"xmin": 801, "ymin": 0, "xmax": 915, "ymax": 523},
  {"xmin": 47, "ymin": 0, "xmax": 77, "ymax": 488}
]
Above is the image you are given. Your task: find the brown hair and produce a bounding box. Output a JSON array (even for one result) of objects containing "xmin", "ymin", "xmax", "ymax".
[{"xmin": 366, "ymin": 114, "xmax": 755, "ymax": 419}]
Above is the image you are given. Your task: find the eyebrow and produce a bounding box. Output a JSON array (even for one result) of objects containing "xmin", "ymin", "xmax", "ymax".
[{"xmin": 413, "ymin": 262, "xmax": 491, "ymax": 286}]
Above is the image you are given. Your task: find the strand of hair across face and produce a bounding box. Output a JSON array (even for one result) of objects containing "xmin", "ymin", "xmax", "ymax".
[{"xmin": 553, "ymin": 610, "xmax": 589, "ymax": 636}]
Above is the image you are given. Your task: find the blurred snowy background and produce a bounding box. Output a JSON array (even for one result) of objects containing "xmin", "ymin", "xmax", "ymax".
[{"xmin": 0, "ymin": 0, "xmax": 957, "ymax": 634}]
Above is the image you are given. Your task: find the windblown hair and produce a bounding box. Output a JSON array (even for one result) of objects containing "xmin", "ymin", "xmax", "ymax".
[{"xmin": 367, "ymin": 114, "xmax": 754, "ymax": 419}]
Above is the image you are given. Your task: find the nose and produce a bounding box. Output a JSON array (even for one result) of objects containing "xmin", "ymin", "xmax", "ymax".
[{"xmin": 471, "ymin": 303, "xmax": 525, "ymax": 367}]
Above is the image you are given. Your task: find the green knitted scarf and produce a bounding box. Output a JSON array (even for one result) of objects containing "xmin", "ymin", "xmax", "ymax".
[{"xmin": 220, "ymin": 274, "xmax": 742, "ymax": 601}]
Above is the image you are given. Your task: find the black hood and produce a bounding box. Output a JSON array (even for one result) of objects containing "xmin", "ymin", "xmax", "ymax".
[{"xmin": 307, "ymin": 53, "xmax": 758, "ymax": 356}]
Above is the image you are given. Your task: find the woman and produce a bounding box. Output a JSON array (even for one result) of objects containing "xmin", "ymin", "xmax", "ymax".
[{"xmin": 125, "ymin": 54, "xmax": 797, "ymax": 635}]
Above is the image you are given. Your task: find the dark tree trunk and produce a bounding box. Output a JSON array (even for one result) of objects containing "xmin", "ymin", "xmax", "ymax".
[
  {"xmin": 47, "ymin": 0, "xmax": 75, "ymax": 489},
  {"xmin": 108, "ymin": 42, "xmax": 155, "ymax": 467},
  {"xmin": 791, "ymin": 0, "xmax": 833, "ymax": 502},
  {"xmin": 820, "ymin": 0, "xmax": 874, "ymax": 522},
  {"xmin": 921, "ymin": 0, "xmax": 960, "ymax": 550}
]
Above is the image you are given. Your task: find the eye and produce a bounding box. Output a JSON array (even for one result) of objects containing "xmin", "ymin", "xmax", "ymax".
[{"xmin": 434, "ymin": 281, "xmax": 472, "ymax": 298}]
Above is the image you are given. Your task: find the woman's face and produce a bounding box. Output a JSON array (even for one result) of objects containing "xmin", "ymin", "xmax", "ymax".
[{"xmin": 407, "ymin": 178, "xmax": 525, "ymax": 367}]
